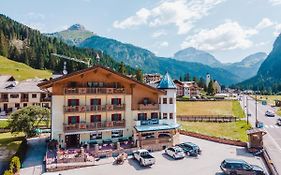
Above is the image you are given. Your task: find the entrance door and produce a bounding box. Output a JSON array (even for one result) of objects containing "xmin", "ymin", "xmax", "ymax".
[{"xmin": 65, "ymin": 134, "xmax": 80, "ymax": 148}]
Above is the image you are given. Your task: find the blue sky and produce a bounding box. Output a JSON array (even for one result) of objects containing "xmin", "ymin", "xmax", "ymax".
[{"xmin": 1, "ymin": 0, "xmax": 281, "ymax": 63}]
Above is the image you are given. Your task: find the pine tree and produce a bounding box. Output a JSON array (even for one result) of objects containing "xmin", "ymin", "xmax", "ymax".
[
  {"xmin": 207, "ymin": 80, "xmax": 215, "ymax": 95},
  {"xmin": 118, "ymin": 61, "xmax": 126, "ymax": 74},
  {"xmin": 136, "ymin": 68, "xmax": 143, "ymax": 82}
]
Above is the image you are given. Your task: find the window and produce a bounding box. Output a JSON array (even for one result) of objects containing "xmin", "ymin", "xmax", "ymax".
[
  {"xmin": 169, "ymin": 113, "xmax": 173, "ymax": 119},
  {"xmin": 138, "ymin": 113, "xmax": 147, "ymax": 120},
  {"xmin": 159, "ymin": 112, "xmax": 162, "ymax": 119},
  {"xmin": 91, "ymin": 115, "xmax": 101, "ymax": 122},
  {"xmin": 151, "ymin": 112, "xmax": 158, "ymax": 119},
  {"xmin": 111, "ymin": 113, "xmax": 122, "ymax": 121},
  {"xmin": 112, "ymin": 130, "xmax": 123, "ymax": 138},
  {"xmin": 169, "ymin": 98, "xmax": 173, "ymax": 104},
  {"xmin": 68, "ymin": 116, "xmax": 80, "ymax": 124},
  {"xmin": 68, "ymin": 99, "xmax": 79, "ymax": 106},
  {"xmin": 23, "ymin": 103, "xmax": 27, "ymax": 107},
  {"xmin": 32, "ymin": 94, "xmax": 37, "ymax": 98},
  {"xmin": 163, "ymin": 113, "xmax": 168, "ymax": 119},
  {"xmin": 10, "ymin": 94, "xmax": 19, "ymax": 98},
  {"xmin": 15, "ymin": 103, "xmax": 20, "ymax": 109},
  {"xmin": 111, "ymin": 98, "xmax": 121, "ymax": 105},
  {"xmin": 90, "ymin": 131, "xmax": 102, "ymax": 140},
  {"xmin": 163, "ymin": 98, "xmax": 167, "ymax": 104},
  {"xmin": 90, "ymin": 98, "xmax": 101, "ymax": 106},
  {"xmin": 143, "ymin": 98, "xmax": 149, "ymax": 105},
  {"xmin": 158, "ymin": 98, "xmax": 161, "ymax": 104}
]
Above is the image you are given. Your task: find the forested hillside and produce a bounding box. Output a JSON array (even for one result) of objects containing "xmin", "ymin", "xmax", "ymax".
[{"xmin": 0, "ymin": 14, "xmax": 134, "ymax": 74}]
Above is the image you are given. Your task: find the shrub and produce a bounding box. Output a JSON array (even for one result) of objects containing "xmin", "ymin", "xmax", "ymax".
[{"xmin": 10, "ymin": 156, "xmax": 21, "ymax": 174}]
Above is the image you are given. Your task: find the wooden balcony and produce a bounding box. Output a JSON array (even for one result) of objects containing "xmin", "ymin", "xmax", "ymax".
[
  {"xmin": 41, "ymin": 97, "xmax": 51, "ymax": 102},
  {"xmin": 138, "ymin": 104, "xmax": 159, "ymax": 110},
  {"xmin": 20, "ymin": 98, "xmax": 29, "ymax": 102},
  {"xmin": 63, "ymin": 104, "xmax": 125, "ymax": 113},
  {"xmin": 64, "ymin": 87, "xmax": 125, "ymax": 95},
  {"xmin": 63, "ymin": 120, "xmax": 126, "ymax": 132},
  {"xmin": 0, "ymin": 98, "xmax": 8, "ymax": 102}
]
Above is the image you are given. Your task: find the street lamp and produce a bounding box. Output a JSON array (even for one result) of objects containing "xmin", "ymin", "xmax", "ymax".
[
  {"xmin": 246, "ymin": 96, "xmax": 249, "ymax": 124},
  {"xmin": 255, "ymin": 90, "xmax": 258, "ymax": 127}
]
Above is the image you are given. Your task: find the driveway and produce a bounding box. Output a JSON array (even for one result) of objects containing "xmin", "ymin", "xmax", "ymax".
[
  {"xmin": 20, "ymin": 136, "xmax": 48, "ymax": 175},
  {"xmin": 54, "ymin": 135, "xmax": 268, "ymax": 175}
]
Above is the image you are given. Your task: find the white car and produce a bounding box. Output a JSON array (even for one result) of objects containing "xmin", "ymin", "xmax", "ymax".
[
  {"xmin": 165, "ymin": 146, "xmax": 185, "ymax": 159},
  {"xmin": 265, "ymin": 110, "xmax": 275, "ymax": 117}
]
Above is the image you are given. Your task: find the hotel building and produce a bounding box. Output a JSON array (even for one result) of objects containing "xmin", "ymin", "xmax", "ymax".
[{"xmin": 38, "ymin": 65, "xmax": 179, "ymax": 150}]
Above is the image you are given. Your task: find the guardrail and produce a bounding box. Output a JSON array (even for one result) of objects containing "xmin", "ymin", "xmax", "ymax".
[
  {"xmin": 262, "ymin": 148, "xmax": 280, "ymax": 175},
  {"xmin": 177, "ymin": 115, "xmax": 237, "ymax": 122}
]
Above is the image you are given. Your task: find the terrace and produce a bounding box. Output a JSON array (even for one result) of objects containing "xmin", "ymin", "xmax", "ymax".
[{"xmin": 63, "ymin": 120, "xmax": 126, "ymax": 132}]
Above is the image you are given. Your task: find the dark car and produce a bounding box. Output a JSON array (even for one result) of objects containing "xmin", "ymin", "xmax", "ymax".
[
  {"xmin": 277, "ymin": 118, "xmax": 281, "ymax": 126},
  {"xmin": 220, "ymin": 159, "xmax": 265, "ymax": 175},
  {"xmin": 176, "ymin": 142, "xmax": 201, "ymax": 156}
]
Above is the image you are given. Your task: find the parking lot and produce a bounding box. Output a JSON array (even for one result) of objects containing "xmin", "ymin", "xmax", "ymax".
[{"xmin": 54, "ymin": 135, "xmax": 268, "ymax": 175}]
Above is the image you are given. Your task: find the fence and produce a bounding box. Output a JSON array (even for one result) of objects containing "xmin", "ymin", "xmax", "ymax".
[{"xmin": 177, "ymin": 115, "xmax": 238, "ymax": 122}]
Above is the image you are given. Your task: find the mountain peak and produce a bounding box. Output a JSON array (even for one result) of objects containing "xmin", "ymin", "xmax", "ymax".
[
  {"xmin": 67, "ymin": 24, "xmax": 86, "ymax": 31},
  {"xmin": 174, "ymin": 47, "xmax": 222, "ymax": 67}
]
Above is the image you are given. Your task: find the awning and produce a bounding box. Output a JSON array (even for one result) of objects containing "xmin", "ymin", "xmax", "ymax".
[{"xmin": 135, "ymin": 123, "xmax": 180, "ymax": 132}]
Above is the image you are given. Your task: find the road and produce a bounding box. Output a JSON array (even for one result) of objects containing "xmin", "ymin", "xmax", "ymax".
[{"xmin": 241, "ymin": 95, "xmax": 281, "ymax": 174}]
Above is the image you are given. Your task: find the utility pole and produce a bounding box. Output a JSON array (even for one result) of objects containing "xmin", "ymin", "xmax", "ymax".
[
  {"xmin": 246, "ymin": 96, "xmax": 249, "ymax": 124},
  {"xmin": 255, "ymin": 91, "xmax": 258, "ymax": 127}
]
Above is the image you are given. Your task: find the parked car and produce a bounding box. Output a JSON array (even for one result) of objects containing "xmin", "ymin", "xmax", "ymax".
[
  {"xmin": 265, "ymin": 110, "xmax": 275, "ymax": 117},
  {"xmin": 220, "ymin": 159, "xmax": 265, "ymax": 175},
  {"xmin": 165, "ymin": 146, "xmax": 185, "ymax": 159},
  {"xmin": 133, "ymin": 149, "xmax": 155, "ymax": 166},
  {"xmin": 277, "ymin": 118, "xmax": 281, "ymax": 126},
  {"xmin": 176, "ymin": 142, "xmax": 201, "ymax": 156}
]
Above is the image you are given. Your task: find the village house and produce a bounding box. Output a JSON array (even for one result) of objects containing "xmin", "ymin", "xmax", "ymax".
[
  {"xmin": 173, "ymin": 80, "xmax": 200, "ymax": 98},
  {"xmin": 38, "ymin": 65, "xmax": 179, "ymax": 150},
  {"xmin": 0, "ymin": 75, "xmax": 51, "ymax": 115},
  {"xmin": 143, "ymin": 73, "xmax": 162, "ymax": 84}
]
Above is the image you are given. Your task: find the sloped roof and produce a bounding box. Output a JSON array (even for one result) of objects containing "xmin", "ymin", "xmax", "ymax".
[
  {"xmin": 157, "ymin": 72, "xmax": 177, "ymax": 89},
  {"xmin": 0, "ymin": 79, "xmax": 44, "ymax": 93},
  {"xmin": 38, "ymin": 65, "xmax": 165, "ymax": 94}
]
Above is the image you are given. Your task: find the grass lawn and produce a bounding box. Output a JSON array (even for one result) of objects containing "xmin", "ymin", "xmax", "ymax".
[
  {"xmin": 179, "ymin": 120, "xmax": 251, "ymax": 142},
  {"xmin": 177, "ymin": 100, "xmax": 245, "ymax": 118},
  {"xmin": 0, "ymin": 132, "xmax": 25, "ymax": 151},
  {"xmin": 0, "ymin": 56, "xmax": 52, "ymax": 81},
  {"xmin": 251, "ymin": 95, "xmax": 281, "ymax": 106},
  {"xmin": 0, "ymin": 120, "xmax": 9, "ymax": 129}
]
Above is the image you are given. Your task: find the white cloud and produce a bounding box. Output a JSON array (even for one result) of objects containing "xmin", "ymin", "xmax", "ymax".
[
  {"xmin": 256, "ymin": 18, "xmax": 274, "ymax": 30},
  {"xmin": 269, "ymin": 0, "xmax": 281, "ymax": 5},
  {"xmin": 160, "ymin": 41, "xmax": 169, "ymax": 47},
  {"xmin": 113, "ymin": 0, "xmax": 225, "ymax": 34},
  {"xmin": 113, "ymin": 8, "xmax": 151, "ymax": 29},
  {"xmin": 152, "ymin": 30, "xmax": 167, "ymax": 38},
  {"xmin": 181, "ymin": 21, "xmax": 258, "ymax": 51},
  {"xmin": 274, "ymin": 24, "xmax": 281, "ymax": 36}
]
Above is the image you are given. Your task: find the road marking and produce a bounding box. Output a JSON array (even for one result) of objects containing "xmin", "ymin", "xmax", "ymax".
[
  {"xmin": 270, "ymin": 125, "xmax": 274, "ymax": 128},
  {"xmin": 265, "ymin": 125, "xmax": 269, "ymax": 128}
]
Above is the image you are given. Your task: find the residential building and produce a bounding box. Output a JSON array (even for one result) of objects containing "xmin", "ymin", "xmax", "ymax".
[
  {"xmin": 213, "ymin": 80, "xmax": 222, "ymax": 93},
  {"xmin": 38, "ymin": 66, "xmax": 179, "ymax": 150},
  {"xmin": 0, "ymin": 75, "xmax": 51, "ymax": 115},
  {"xmin": 143, "ymin": 73, "xmax": 162, "ymax": 84},
  {"xmin": 173, "ymin": 80, "xmax": 200, "ymax": 98}
]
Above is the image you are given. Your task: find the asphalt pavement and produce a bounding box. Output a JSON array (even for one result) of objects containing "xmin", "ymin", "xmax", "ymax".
[{"xmin": 241, "ymin": 95, "xmax": 281, "ymax": 174}]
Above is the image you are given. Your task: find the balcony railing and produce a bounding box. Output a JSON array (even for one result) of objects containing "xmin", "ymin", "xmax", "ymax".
[
  {"xmin": 63, "ymin": 104, "xmax": 125, "ymax": 113},
  {"xmin": 138, "ymin": 104, "xmax": 159, "ymax": 110},
  {"xmin": 41, "ymin": 97, "xmax": 51, "ymax": 102},
  {"xmin": 0, "ymin": 98, "xmax": 8, "ymax": 102},
  {"xmin": 64, "ymin": 87, "xmax": 125, "ymax": 95},
  {"xmin": 20, "ymin": 98, "xmax": 29, "ymax": 102},
  {"xmin": 63, "ymin": 120, "xmax": 126, "ymax": 132}
]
